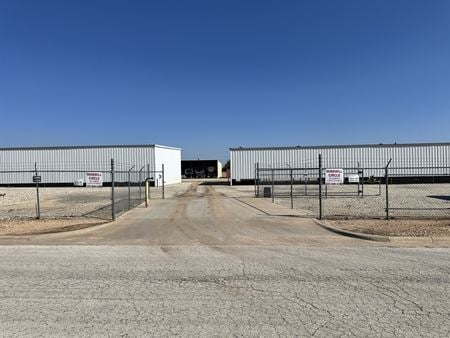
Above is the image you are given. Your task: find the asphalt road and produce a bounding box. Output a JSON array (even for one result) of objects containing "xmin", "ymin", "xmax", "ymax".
[
  {"xmin": 0, "ymin": 245, "xmax": 449, "ymax": 337},
  {"xmin": 0, "ymin": 183, "xmax": 449, "ymax": 336}
]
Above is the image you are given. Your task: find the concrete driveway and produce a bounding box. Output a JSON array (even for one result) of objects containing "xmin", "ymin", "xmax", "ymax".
[{"xmin": 0, "ymin": 182, "xmax": 364, "ymax": 246}]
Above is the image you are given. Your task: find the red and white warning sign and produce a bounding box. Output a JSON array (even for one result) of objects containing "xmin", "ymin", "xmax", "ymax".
[
  {"xmin": 325, "ymin": 169, "xmax": 344, "ymax": 185},
  {"xmin": 85, "ymin": 172, "xmax": 103, "ymax": 187}
]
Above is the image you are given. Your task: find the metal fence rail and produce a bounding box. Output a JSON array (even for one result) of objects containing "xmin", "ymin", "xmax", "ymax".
[{"xmin": 256, "ymin": 155, "xmax": 450, "ymax": 220}]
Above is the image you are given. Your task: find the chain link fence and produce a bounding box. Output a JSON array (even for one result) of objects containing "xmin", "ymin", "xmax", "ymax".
[
  {"xmin": 0, "ymin": 159, "xmax": 165, "ymax": 222},
  {"xmin": 256, "ymin": 156, "xmax": 450, "ymax": 220},
  {"xmin": 387, "ymin": 166, "xmax": 450, "ymax": 219},
  {"xmin": 256, "ymin": 166, "xmax": 320, "ymax": 217}
]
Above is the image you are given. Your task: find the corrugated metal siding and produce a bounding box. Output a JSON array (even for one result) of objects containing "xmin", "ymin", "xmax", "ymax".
[
  {"xmin": 0, "ymin": 145, "xmax": 181, "ymax": 184},
  {"xmin": 230, "ymin": 143, "xmax": 450, "ymax": 181}
]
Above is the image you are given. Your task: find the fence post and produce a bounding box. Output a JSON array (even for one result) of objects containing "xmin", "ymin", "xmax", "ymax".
[
  {"xmin": 254, "ymin": 163, "xmax": 257, "ymax": 197},
  {"xmin": 147, "ymin": 164, "xmax": 151, "ymax": 199},
  {"xmin": 128, "ymin": 169, "xmax": 131, "ymax": 210},
  {"xmin": 357, "ymin": 161, "xmax": 361, "ymax": 197},
  {"xmin": 256, "ymin": 162, "xmax": 260, "ymax": 197},
  {"xmin": 385, "ymin": 166, "xmax": 389, "ymax": 219},
  {"xmin": 34, "ymin": 162, "xmax": 41, "ymax": 219},
  {"xmin": 271, "ymin": 168, "xmax": 274, "ymax": 203},
  {"xmin": 290, "ymin": 168, "xmax": 293, "ymax": 209},
  {"xmin": 111, "ymin": 158, "xmax": 115, "ymax": 221},
  {"xmin": 128, "ymin": 165, "xmax": 135, "ymax": 210},
  {"xmin": 304, "ymin": 172, "xmax": 307, "ymax": 196},
  {"xmin": 361, "ymin": 168, "xmax": 364, "ymax": 198},
  {"xmin": 162, "ymin": 164, "xmax": 165, "ymax": 199},
  {"xmin": 139, "ymin": 166, "xmax": 144, "ymax": 201},
  {"xmin": 385, "ymin": 158, "xmax": 392, "ymax": 220},
  {"xmin": 145, "ymin": 179, "xmax": 149, "ymax": 208},
  {"xmin": 139, "ymin": 168, "xmax": 142, "ymax": 201},
  {"xmin": 318, "ymin": 154, "xmax": 323, "ymax": 220}
]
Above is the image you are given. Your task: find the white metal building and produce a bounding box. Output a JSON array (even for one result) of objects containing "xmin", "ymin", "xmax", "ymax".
[
  {"xmin": 230, "ymin": 142, "xmax": 450, "ymax": 182},
  {"xmin": 0, "ymin": 144, "xmax": 181, "ymax": 185}
]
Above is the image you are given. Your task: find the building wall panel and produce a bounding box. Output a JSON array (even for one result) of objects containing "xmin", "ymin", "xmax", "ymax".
[
  {"xmin": 230, "ymin": 143, "xmax": 450, "ymax": 181},
  {"xmin": 154, "ymin": 146, "xmax": 182, "ymax": 185},
  {"xmin": 0, "ymin": 145, "xmax": 181, "ymax": 185}
]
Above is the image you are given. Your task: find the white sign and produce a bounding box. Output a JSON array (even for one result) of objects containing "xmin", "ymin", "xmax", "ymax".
[
  {"xmin": 85, "ymin": 172, "xmax": 103, "ymax": 187},
  {"xmin": 348, "ymin": 174, "xmax": 360, "ymax": 183},
  {"xmin": 325, "ymin": 169, "xmax": 344, "ymax": 185}
]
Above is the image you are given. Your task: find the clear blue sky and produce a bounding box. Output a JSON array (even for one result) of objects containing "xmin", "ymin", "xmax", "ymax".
[{"xmin": 1, "ymin": 0, "xmax": 449, "ymax": 162}]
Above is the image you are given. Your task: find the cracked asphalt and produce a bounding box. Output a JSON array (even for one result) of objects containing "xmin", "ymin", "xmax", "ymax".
[{"xmin": 0, "ymin": 183, "xmax": 449, "ymax": 336}]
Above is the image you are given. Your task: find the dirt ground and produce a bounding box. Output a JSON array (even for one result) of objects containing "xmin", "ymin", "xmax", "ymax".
[
  {"xmin": 0, "ymin": 182, "xmax": 192, "ymax": 235},
  {"xmin": 0, "ymin": 217, "xmax": 107, "ymax": 236},
  {"xmin": 325, "ymin": 219, "xmax": 450, "ymax": 237}
]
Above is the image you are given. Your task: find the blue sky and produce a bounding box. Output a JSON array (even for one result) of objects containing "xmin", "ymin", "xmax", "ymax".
[{"xmin": 0, "ymin": 0, "xmax": 449, "ymax": 162}]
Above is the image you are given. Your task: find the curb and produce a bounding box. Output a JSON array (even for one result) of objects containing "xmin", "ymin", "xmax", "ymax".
[
  {"xmin": 2, "ymin": 221, "xmax": 108, "ymax": 237},
  {"xmin": 313, "ymin": 219, "xmax": 390, "ymax": 242},
  {"xmin": 313, "ymin": 219, "xmax": 450, "ymax": 244},
  {"xmin": 0, "ymin": 219, "xmax": 114, "ymax": 239},
  {"xmin": 389, "ymin": 236, "xmax": 450, "ymax": 244}
]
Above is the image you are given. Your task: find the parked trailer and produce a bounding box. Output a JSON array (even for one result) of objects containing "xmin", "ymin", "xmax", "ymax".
[
  {"xmin": 230, "ymin": 143, "xmax": 450, "ymax": 184},
  {"xmin": 0, "ymin": 144, "xmax": 182, "ymax": 186}
]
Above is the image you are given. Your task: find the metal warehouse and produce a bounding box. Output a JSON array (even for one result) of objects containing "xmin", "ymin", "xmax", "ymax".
[
  {"xmin": 0, "ymin": 144, "xmax": 181, "ymax": 185},
  {"xmin": 230, "ymin": 142, "xmax": 450, "ymax": 183}
]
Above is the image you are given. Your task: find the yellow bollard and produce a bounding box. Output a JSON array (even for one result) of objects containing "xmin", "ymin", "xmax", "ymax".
[{"xmin": 145, "ymin": 180, "xmax": 149, "ymax": 207}]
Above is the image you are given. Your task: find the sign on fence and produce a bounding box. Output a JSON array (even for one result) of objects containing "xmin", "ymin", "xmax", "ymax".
[
  {"xmin": 325, "ymin": 169, "xmax": 344, "ymax": 185},
  {"xmin": 348, "ymin": 174, "xmax": 360, "ymax": 183},
  {"xmin": 32, "ymin": 175, "xmax": 41, "ymax": 183},
  {"xmin": 85, "ymin": 172, "xmax": 103, "ymax": 187}
]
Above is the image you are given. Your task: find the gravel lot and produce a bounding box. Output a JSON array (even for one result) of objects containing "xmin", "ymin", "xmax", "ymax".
[
  {"xmin": 0, "ymin": 187, "xmax": 113, "ymax": 219},
  {"xmin": 248, "ymin": 183, "xmax": 450, "ymax": 219},
  {"xmin": 326, "ymin": 219, "xmax": 450, "ymax": 237}
]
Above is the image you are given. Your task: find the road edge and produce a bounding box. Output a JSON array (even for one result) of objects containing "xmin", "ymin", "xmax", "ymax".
[
  {"xmin": 314, "ymin": 219, "xmax": 450, "ymax": 245},
  {"xmin": 313, "ymin": 219, "xmax": 390, "ymax": 242}
]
